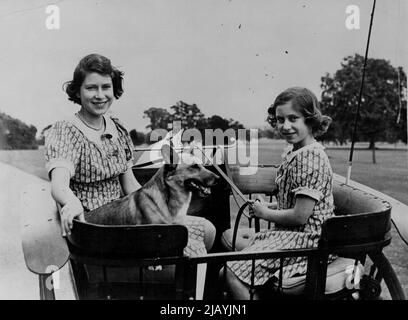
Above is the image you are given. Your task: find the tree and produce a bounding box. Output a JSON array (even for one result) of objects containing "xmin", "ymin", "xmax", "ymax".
[
  {"xmin": 143, "ymin": 107, "xmax": 173, "ymax": 130},
  {"xmin": 143, "ymin": 101, "xmax": 247, "ymax": 145},
  {"xmin": 206, "ymin": 115, "xmax": 230, "ymax": 131},
  {"xmin": 0, "ymin": 112, "xmax": 38, "ymax": 149},
  {"xmin": 320, "ymin": 54, "xmax": 407, "ymax": 163},
  {"xmin": 129, "ymin": 129, "xmax": 147, "ymax": 146},
  {"xmin": 227, "ymin": 118, "xmax": 245, "ymax": 131},
  {"xmin": 170, "ymin": 101, "xmax": 206, "ymax": 129},
  {"xmin": 0, "ymin": 116, "xmax": 9, "ymax": 149}
]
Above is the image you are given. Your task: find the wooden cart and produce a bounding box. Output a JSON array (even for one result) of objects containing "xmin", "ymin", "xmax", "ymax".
[{"xmin": 21, "ymin": 161, "xmax": 406, "ymax": 300}]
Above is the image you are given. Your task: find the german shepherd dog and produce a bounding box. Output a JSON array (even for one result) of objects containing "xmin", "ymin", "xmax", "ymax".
[{"xmin": 84, "ymin": 144, "xmax": 219, "ymax": 226}]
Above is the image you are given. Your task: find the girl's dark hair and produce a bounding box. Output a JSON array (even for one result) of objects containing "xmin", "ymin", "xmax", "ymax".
[
  {"xmin": 267, "ymin": 87, "xmax": 332, "ymax": 137},
  {"xmin": 63, "ymin": 54, "xmax": 124, "ymax": 105}
]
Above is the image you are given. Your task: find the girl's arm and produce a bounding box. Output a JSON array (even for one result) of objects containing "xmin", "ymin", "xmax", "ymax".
[
  {"xmin": 119, "ymin": 167, "xmax": 142, "ymax": 195},
  {"xmin": 264, "ymin": 202, "xmax": 278, "ymax": 209},
  {"xmin": 252, "ymin": 195, "xmax": 316, "ymax": 227},
  {"xmin": 50, "ymin": 167, "xmax": 84, "ymax": 236}
]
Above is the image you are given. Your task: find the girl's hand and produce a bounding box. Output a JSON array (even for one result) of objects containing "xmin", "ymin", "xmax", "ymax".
[
  {"xmin": 251, "ymin": 201, "xmax": 266, "ymax": 219},
  {"xmin": 60, "ymin": 197, "xmax": 84, "ymax": 236},
  {"xmin": 249, "ymin": 196, "xmax": 267, "ymax": 219},
  {"xmin": 255, "ymin": 194, "xmax": 278, "ymax": 210}
]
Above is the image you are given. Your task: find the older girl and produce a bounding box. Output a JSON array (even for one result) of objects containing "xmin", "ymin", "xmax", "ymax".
[
  {"xmin": 45, "ymin": 54, "xmax": 215, "ymax": 255},
  {"xmin": 45, "ymin": 53, "xmax": 141, "ymax": 236}
]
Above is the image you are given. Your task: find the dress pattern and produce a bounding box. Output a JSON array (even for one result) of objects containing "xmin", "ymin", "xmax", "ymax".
[
  {"xmin": 45, "ymin": 115, "xmax": 134, "ymax": 211},
  {"xmin": 228, "ymin": 142, "xmax": 335, "ymax": 286},
  {"xmin": 45, "ymin": 114, "xmax": 208, "ymax": 256},
  {"xmin": 182, "ymin": 216, "xmax": 208, "ymax": 257}
]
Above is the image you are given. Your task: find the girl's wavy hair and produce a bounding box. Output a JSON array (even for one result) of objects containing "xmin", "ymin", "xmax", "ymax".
[
  {"xmin": 63, "ymin": 54, "xmax": 124, "ymax": 105},
  {"xmin": 267, "ymin": 87, "xmax": 332, "ymax": 137}
]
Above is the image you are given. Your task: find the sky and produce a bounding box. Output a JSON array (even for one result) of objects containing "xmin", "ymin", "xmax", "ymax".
[{"xmin": 0, "ymin": 0, "xmax": 407, "ymax": 135}]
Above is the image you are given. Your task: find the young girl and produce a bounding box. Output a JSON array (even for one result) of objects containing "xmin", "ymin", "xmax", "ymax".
[
  {"xmin": 45, "ymin": 53, "xmax": 215, "ymax": 256},
  {"xmin": 225, "ymin": 87, "xmax": 334, "ymax": 299},
  {"xmin": 45, "ymin": 53, "xmax": 141, "ymax": 236}
]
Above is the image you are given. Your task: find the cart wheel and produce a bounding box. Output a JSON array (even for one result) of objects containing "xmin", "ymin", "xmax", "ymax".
[{"xmin": 360, "ymin": 252, "xmax": 406, "ymax": 300}]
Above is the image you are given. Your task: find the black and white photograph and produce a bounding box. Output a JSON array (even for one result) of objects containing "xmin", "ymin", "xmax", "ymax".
[{"xmin": 0, "ymin": 0, "xmax": 407, "ymax": 305}]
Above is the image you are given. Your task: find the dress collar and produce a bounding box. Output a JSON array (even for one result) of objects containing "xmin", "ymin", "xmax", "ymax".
[
  {"xmin": 69, "ymin": 113, "xmax": 119, "ymax": 145},
  {"xmin": 281, "ymin": 140, "xmax": 324, "ymax": 162}
]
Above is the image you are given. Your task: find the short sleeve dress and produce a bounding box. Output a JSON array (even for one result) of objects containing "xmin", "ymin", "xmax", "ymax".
[
  {"xmin": 45, "ymin": 113, "xmax": 208, "ymax": 257},
  {"xmin": 45, "ymin": 114, "xmax": 134, "ymax": 211},
  {"xmin": 227, "ymin": 141, "xmax": 335, "ymax": 286}
]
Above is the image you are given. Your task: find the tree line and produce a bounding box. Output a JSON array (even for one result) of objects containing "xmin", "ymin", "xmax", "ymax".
[{"xmin": 130, "ymin": 100, "xmax": 246, "ymax": 145}]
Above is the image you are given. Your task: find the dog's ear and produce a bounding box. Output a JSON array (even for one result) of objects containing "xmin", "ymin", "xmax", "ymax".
[{"xmin": 161, "ymin": 144, "xmax": 179, "ymax": 171}]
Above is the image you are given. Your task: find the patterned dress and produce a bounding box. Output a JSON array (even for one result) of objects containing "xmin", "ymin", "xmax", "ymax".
[
  {"xmin": 228, "ymin": 141, "xmax": 335, "ymax": 286},
  {"xmin": 44, "ymin": 113, "xmax": 207, "ymax": 257}
]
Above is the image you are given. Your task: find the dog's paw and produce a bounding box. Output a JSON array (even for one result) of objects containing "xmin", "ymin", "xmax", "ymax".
[{"xmin": 147, "ymin": 265, "xmax": 163, "ymax": 271}]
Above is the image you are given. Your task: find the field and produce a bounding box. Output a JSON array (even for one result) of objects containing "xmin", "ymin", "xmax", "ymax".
[{"xmin": 1, "ymin": 139, "xmax": 407, "ymax": 298}]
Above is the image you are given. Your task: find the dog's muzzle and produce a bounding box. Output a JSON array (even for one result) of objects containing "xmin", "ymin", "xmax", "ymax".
[{"xmin": 185, "ymin": 172, "xmax": 219, "ymax": 197}]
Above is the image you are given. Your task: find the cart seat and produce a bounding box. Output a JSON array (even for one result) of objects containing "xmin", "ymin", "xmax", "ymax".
[
  {"xmin": 221, "ymin": 228, "xmax": 354, "ymax": 295},
  {"xmin": 66, "ymin": 221, "xmax": 194, "ymax": 299}
]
